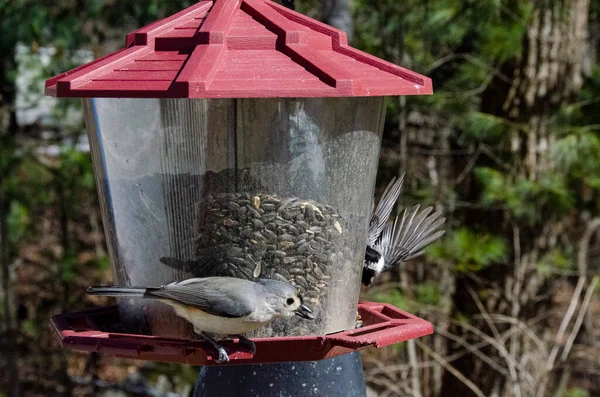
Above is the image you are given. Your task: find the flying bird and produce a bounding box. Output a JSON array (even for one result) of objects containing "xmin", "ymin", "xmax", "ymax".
[{"xmin": 362, "ymin": 174, "xmax": 446, "ymax": 286}]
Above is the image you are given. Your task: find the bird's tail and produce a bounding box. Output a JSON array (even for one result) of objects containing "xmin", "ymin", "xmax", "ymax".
[
  {"xmin": 377, "ymin": 205, "xmax": 446, "ymax": 267},
  {"xmin": 86, "ymin": 286, "xmax": 158, "ymax": 298}
]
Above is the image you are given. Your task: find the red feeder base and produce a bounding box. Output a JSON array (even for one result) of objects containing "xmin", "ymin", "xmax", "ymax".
[{"xmin": 50, "ymin": 302, "xmax": 433, "ymax": 365}]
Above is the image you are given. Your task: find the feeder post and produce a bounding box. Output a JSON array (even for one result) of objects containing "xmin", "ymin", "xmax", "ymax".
[{"xmin": 194, "ymin": 352, "xmax": 367, "ymax": 397}]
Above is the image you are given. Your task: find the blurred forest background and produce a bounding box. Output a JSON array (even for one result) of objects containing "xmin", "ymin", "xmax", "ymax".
[{"xmin": 1, "ymin": 0, "xmax": 599, "ymax": 396}]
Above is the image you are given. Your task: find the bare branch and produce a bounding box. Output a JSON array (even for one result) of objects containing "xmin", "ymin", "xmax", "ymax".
[
  {"xmin": 435, "ymin": 327, "xmax": 509, "ymax": 377},
  {"xmin": 407, "ymin": 339, "xmax": 422, "ymax": 397},
  {"xmin": 560, "ymin": 276, "xmax": 599, "ymax": 362},
  {"xmin": 546, "ymin": 276, "xmax": 586, "ymax": 370},
  {"xmin": 415, "ymin": 339, "xmax": 487, "ymax": 397},
  {"xmin": 468, "ymin": 285, "xmax": 523, "ymax": 397},
  {"xmin": 577, "ymin": 217, "xmax": 600, "ymax": 275},
  {"xmin": 455, "ymin": 145, "xmax": 482, "ymax": 184}
]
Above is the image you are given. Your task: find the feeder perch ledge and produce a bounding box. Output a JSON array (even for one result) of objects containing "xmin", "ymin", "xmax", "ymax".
[{"xmin": 51, "ymin": 302, "xmax": 433, "ymax": 366}]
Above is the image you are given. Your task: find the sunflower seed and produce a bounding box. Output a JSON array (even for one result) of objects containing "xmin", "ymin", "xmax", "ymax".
[
  {"xmin": 278, "ymin": 234, "xmax": 295, "ymax": 242},
  {"xmin": 253, "ymin": 261, "xmax": 262, "ymax": 278},
  {"xmin": 229, "ymin": 257, "xmax": 251, "ymax": 267},
  {"xmin": 238, "ymin": 266, "xmax": 252, "ymax": 279},
  {"xmin": 262, "ymin": 203, "xmax": 276, "ymax": 211},
  {"xmin": 273, "ymin": 250, "xmax": 287, "ymax": 258},
  {"xmin": 227, "ymin": 247, "xmax": 243, "ymax": 257},
  {"xmin": 294, "ymin": 239, "xmax": 307, "ymax": 248},
  {"xmin": 223, "ymin": 218, "xmax": 236, "ymax": 227},
  {"xmin": 273, "ymin": 273, "xmax": 288, "ymax": 282},
  {"xmin": 334, "ymin": 221, "xmax": 342, "ymax": 234},
  {"xmin": 262, "ymin": 213, "xmax": 277, "ymax": 222},
  {"xmin": 250, "ymin": 232, "xmax": 265, "ymax": 241},
  {"xmin": 247, "ymin": 206, "xmax": 261, "ymax": 218},
  {"xmin": 295, "ymin": 275, "xmax": 309, "ymax": 288},
  {"xmin": 278, "ymin": 241, "xmax": 295, "ymax": 250},
  {"xmin": 263, "ymin": 229, "xmax": 278, "ymax": 241},
  {"xmin": 306, "ymin": 274, "xmax": 318, "ymax": 284}
]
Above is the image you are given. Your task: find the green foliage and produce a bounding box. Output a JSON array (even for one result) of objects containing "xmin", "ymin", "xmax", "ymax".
[
  {"xmin": 536, "ymin": 248, "xmax": 573, "ymax": 276},
  {"xmin": 95, "ymin": 255, "xmax": 111, "ymax": 271},
  {"xmin": 58, "ymin": 148, "xmax": 96, "ymax": 191},
  {"xmin": 59, "ymin": 251, "xmax": 78, "ymax": 283},
  {"xmin": 21, "ymin": 319, "xmax": 40, "ymax": 339},
  {"xmin": 564, "ymin": 388, "xmax": 589, "ymax": 397},
  {"xmin": 553, "ymin": 128, "xmax": 600, "ymax": 178},
  {"xmin": 371, "ymin": 288, "xmax": 412, "ymax": 311},
  {"xmin": 416, "ymin": 283, "xmax": 440, "ymax": 305},
  {"xmin": 459, "ymin": 112, "xmax": 517, "ymax": 144},
  {"xmin": 7, "ymin": 201, "xmax": 29, "ymax": 244},
  {"xmin": 427, "ymin": 227, "xmax": 506, "ymax": 272},
  {"xmin": 475, "ymin": 167, "xmax": 574, "ymax": 224}
]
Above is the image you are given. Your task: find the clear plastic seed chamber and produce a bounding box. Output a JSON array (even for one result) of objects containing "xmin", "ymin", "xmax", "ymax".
[
  {"xmin": 84, "ymin": 96, "xmax": 385, "ymax": 337},
  {"xmin": 46, "ymin": 0, "xmax": 434, "ymax": 362}
]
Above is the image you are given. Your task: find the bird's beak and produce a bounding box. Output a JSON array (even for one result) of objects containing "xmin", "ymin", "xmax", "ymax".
[{"xmin": 295, "ymin": 304, "xmax": 315, "ymax": 320}]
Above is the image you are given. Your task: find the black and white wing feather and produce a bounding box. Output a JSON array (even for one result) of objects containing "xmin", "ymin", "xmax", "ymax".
[
  {"xmin": 368, "ymin": 174, "xmax": 405, "ymax": 246},
  {"xmin": 374, "ymin": 204, "xmax": 446, "ymax": 268}
]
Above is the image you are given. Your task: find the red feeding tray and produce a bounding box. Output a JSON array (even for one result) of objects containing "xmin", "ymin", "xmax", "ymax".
[{"xmin": 51, "ymin": 302, "xmax": 433, "ymax": 366}]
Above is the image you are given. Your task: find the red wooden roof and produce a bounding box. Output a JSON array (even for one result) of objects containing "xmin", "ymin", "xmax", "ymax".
[{"xmin": 45, "ymin": 0, "xmax": 433, "ymax": 98}]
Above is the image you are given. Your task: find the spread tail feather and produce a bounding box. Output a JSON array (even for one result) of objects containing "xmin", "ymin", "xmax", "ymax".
[{"xmin": 376, "ymin": 205, "xmax": 446, "ymax": 267}]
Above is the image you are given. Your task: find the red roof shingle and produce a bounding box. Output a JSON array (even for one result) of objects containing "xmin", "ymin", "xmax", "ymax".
[{"xmin": 45, "ymin": 0, "xmax": 432, "ymax": 98}]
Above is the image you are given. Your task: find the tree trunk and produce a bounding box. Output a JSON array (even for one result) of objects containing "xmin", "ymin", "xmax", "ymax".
[
  {"xmin": 323, "ymin": 0, "xmax": 354, "ymax": 42},
  {"xmin": 442, "ymin": 1, "xmax": 590, "ymax": 396}
]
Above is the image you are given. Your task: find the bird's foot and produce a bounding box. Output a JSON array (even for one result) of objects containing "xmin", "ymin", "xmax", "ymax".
[
  {"xmin": 234, "ymin": 335, "xmax": 256, "ymax": 355},
  {"xmin": 355, "ymin": 311, "xmax": 364, "ymax": 329},
  {"xmin": 199, "ymin": 332, "xmax": 230, "ymax": 364},
  {"xmin": 215, "ymin": 346, "xmax": 230, "ymax": 364}
]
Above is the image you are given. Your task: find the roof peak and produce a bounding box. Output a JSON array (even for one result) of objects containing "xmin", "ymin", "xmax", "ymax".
[{"xmin": 46, "ymin": 0, "xmax": 432, "ymax": 98}]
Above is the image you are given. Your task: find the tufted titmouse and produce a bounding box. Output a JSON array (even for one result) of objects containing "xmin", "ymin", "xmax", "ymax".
[
  {"xmin": 87, "ymin": 277, "xmax": 315, "ymax": 363},
  {"xmin": 362, "ymin": 174, "xmax": 446, "ymax": 286}
]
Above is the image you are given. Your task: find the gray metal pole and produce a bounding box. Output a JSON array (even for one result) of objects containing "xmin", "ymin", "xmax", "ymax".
[{"xmin": 194, "ymin": 351, "xmax": 367, "ymax": 397}]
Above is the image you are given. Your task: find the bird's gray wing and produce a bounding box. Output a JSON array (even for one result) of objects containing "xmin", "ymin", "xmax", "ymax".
[
  {"xmin": 148, "ymin": 278, "xmax": 256, "ymax": 318},
  {"xmin": 376, "ymin": 205, "xmax": 446, "ymax": 267},
  {"xmin": 368, "ymin": 175, "xmax": 405, "ymax": 246}
]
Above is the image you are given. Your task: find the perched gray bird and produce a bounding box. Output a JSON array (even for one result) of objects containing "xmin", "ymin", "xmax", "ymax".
[
  {"xmin": 87, "ymin": 277, "xmax": 314, "ymax": 363},
  {"xmin": 362, "ymin": 174, "xmax": 446, "ymax": 286}
]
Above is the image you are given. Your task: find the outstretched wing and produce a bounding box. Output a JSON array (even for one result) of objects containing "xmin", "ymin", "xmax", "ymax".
[
  {"xmin": 368, "ymin": 174, "xmax": 405, "ymax": 246},
  {"xmin": 148, "ymin": 277, "xmax": 257, "ymax": 318},
  {"xmin": 375, "ymin": 205, "xmax": 446, "ymax": 268}
]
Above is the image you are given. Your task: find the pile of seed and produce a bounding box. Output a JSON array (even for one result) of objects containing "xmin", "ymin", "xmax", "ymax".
[{"xmin": 194, "ymin": 192, "xmax": 344, "ymax": 306}]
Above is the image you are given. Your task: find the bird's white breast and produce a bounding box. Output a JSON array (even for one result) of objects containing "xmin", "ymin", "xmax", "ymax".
[
  {"xmin": 369, "ymin": 254, "xmax": 386, "ymax": 274},
  {"xmin": 164, "ymin": 301, "xmax": 270, "ymax": 335}
]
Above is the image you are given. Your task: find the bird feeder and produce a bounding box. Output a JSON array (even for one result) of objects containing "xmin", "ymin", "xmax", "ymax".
[{"xmin": 46, "ymin": 0, "xmax": 433, "ymax": 370}]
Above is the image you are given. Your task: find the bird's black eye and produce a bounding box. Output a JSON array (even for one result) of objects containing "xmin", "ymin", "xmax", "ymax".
[{"xmin": 286, "ymin": 297, "xmax": 295, "ymax": 306}]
